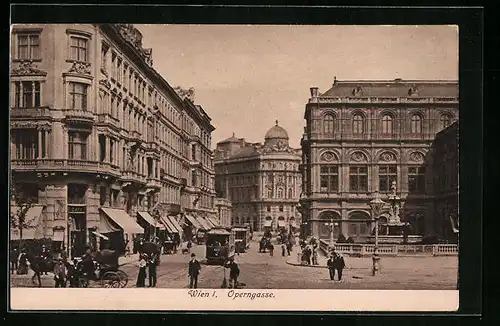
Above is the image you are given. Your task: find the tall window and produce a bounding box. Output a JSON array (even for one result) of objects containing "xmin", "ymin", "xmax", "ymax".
[
  {"xmin": 267, "ymin": 188, "xmax": 273, "ymax": 198},
  {"xmin": 277, "ymin": 188, "xmax": 283, "ymax": 198},
  {"xmin": 69, "ymin": 82, "xmax": 88, "ymax": 110},
  {"xmin": 320, "ymin": 165, "xmax": 339, "ymax": 192},
  {"xmin": 352, "ymin": 114, "xmax": 364, "ymax": 134},
  {"xmin": 68, "ymin": 131, "xmax": 88, "ymax": 160},
  {"xmin": 323, "ymin": 114, "xmax": 335, "ymax": 134},
  {"xmin": 101, "ymin": 43, "xmax": 108, "ymax": 71},
  {"xmin": 379, "ymin": 165, "xmax": 397, "ymax": 192},
  {"xmin": 14, "ymin": 81, "xmax": 41, "ymax": 108},
  {"xmin": 98, "ymin": 134, "xmax": 106, "ymax": 162},
  {"xmin": 69, "ymin": 36, "xmax": 88, "ymax": 62},
  {"xmin": 410, "ymin": 114, "xmax": 422, "ymax": 134},
  {"xmin": 288, "ymin": 188, "xmax": 293, "ymax": 198},
  {"xmin": 109, "ymin": 139, "xmax": 115, "ymax": 164},
  {"xmin": 279, "ymin": 205, "xmax": 284, "ymax": 212},
  {"xmin": 440, "ymin": 113, "xmax": 452, "ymax": 130},
  {"xmin": 17, "ymin": 34, "xmax": 40, "ymax": 60},
  {"xmin": 349, "ymin": 166, "xmax": 368, "ymax": 192},
  {"xmin": 381, "ymin": 114, "xmax": 393, "ymax": 134},
  {"xmin": 117, "ymin": 58, "xmax": 122, "ymax": 84},
  {"xmin": 12, "ymin": 129, "xmax": 39, "ymax": 159},
  {"xmin": 408, "ymin": 166, "xmax": 426, "ymax": 193}
]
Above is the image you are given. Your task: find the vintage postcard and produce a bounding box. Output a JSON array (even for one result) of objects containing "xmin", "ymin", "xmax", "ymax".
[{"xmin": 9, "ymin": 22, "xmax": 460, "ymax": 311}]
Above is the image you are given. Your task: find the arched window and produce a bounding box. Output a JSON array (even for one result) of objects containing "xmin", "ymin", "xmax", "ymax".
[
  {"xmin": 277, "ymin": 188, "xmax": 283, "ymax": 198},
  {"xmin": 267, "ymin": 188, "xmax": 273, "ymax": 198},
  {"xmin": 381, "ymin": 114, "xmax": 393, "ymax": 134},
  {"xmin": 440, "ymin": 113, "xmax": 452, "ymax": 130},
  {"xmin": 288, "ymin": 188, "xmax": 293, "ymax": 198},
  {"xmin": 410, "ymin": 114, "xmax": 423, "ymax": 134},
  {"xmin": 352, "ymin": 114, "xmax": 363, "ymax": 134},
  {"xmin": 323, "ymin": 114, "xmax": 335, "ymax": 134}
]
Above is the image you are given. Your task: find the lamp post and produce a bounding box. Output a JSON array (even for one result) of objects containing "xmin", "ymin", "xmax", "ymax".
[
  {"xmin": 369, "ymin": 190, "xmax": 386, "ymax": 276},
  {"xmin": 325, "ymin": 218, "xmax": 339, "ymax": 252}
]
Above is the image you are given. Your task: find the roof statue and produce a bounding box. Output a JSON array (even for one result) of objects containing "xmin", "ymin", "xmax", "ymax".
[{"xmin": 174, "ymin": 86, "xmax": 195, "ymax": 102}]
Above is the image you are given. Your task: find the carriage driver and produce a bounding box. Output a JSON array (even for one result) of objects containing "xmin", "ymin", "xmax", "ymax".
[{"xmin": 81, "ymin": 246, "xmax": 95, "ymax": 279}]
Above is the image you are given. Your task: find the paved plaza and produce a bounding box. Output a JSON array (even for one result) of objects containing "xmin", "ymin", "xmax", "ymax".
[{"xmin": 10, "ymin": 239, "xmax": 457, "ymax": 290}]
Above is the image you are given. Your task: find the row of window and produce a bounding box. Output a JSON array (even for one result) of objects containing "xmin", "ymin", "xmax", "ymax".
[
  {"xmin": 15, "ymin": 32, "xmax": 87, "ymax": 62},
  {"xmin": 265, "ymin": 205, "xmax": 296, "ymax": 213},
  {"xmin": 314, "ymin": 113, "xmax": 454, "ymax": 135},
  {"xmin": 318, "ymin": 165, "xmax": 426, "ymax": 193}
]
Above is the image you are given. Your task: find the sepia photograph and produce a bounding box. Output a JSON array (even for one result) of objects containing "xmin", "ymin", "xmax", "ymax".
[{"xmin": 9, "ymin": 20, "xmax": 464, "ymax": 311}]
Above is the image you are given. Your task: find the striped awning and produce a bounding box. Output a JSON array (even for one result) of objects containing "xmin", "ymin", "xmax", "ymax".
[
  {"xmin": 208, "ymin": 217, "xmax": 219, "ymax": 227},
  {"xmin": 185, "ymin": 214, "xmax": 203, "ymax": 229},
  {"xmin": 196, "ymin": 216, "xmax": 212, "ymax": 230},
  {"xmin": 160, "ymin": 216, "xmax": 178, "ymax": 234},
  {"xmin": 10, "ymin": 205, "xmax": 46, "ymax": 240},
  {"xmin": 169, "ymin": 216, "xmax": 184, "ymax": 234},
  {"xmin": 205, "ymin": 217, "xmax": 216, "ymax": 228}
]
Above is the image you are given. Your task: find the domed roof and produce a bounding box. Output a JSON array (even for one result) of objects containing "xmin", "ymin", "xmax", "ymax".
[{"xmin": 265, "ymin": 120, "xmax": 289, "ymax": 140}]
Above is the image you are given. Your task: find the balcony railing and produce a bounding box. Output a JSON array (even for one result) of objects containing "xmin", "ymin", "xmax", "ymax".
[
  {"xmin": 63, "ymin": 109, "xmax": 95, "ymax": 123},
  {"xmin": 11, "ymin": 107, "xmax": 52, "ymax": 119},
  {"xmin": 11, "ymin": 159, "xmax": 121, "ymax": 177},
  {"xmin": 121, "ymin": 170, "xmax": 147, "ymax": 184},
  {"xmin": 97, "ymin": 113, "xmax": 120, "ymax": 127},
  {"xmin": 316, "ymin": 97, "xmax": 458, "ymax": 104}
]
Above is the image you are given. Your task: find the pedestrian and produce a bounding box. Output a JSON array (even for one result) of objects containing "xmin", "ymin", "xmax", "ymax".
[
  {"xmin": 286, "ymin": 242, "xmax": 291, "ymax": 256},
  {"xmin": 281, "ymin": 244, "xmax": 286, "ymax": 257},
  {"xmin": 67, "ymin": 258, "xmax": 79, "ymax": 287},
  {"xmin": 187, "ymin": 241, "xmax": 192, "ymax": 254},
  {"xmin": 333, "ymin": 249, "xmax": 346, "ymax": 281},
  {"xmin": 269, "ymin": 243, "xmax": 274, "ymax": 257},
  {"xmin": 312, "ymin": 246, "xmax": 318, "ymax": 265},
  {"xmin": 148, "ymin": 252, "xmax": 159, "ymax": 287},
  {"xmin": 41, "ymin": 245, "xmax": 50, "ymax": 275},
  {"xmin": 53, "ymin": 258, "xmax": 67, "ymax": 288},
  {"xmin": 327, "ymin": 254, "xmax": 336, "ymax": 281},
  {"xmin": 224, "ymin": 257, "xmax": 240, "ymax": 289},
  {"xmin": 136, "ymin": 253, "xmax": 147, "ymax": 287},
  {"xmin": 188, "ymin": 253, "xmax": 201, "ymax": 289},
  {"xmin": 17, "ymin": 248, "xmax": 29, "ymax": 275}
]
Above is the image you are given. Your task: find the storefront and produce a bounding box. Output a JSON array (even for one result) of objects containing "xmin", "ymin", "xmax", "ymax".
[{"xmin": 99, "ymin": 207, "xmax": 144, "ymax": 255}]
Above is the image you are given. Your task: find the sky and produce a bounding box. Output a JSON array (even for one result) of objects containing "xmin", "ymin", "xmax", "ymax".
[{"xmin": 137, "ymin": 25, "xmax": 458, "ymax": 149}]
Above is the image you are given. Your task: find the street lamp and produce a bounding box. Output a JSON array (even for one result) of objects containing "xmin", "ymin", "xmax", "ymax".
[
  {"xmin": 324, "ymin": 218, "xmax": 339, "ymax": 251},
  {"xmin": 369, "ymin": 190, "xmax": 386, "ymax": 276}
]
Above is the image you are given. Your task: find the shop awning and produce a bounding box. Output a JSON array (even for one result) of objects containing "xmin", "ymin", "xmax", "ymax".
[
  {"xmin": 10, "ymin": 205, "xmax": 46, "ymax": 240},
  {"xmin": 11, "ymin": 227, "xmax": 43, "ymax": 241},
  {"xmin": 277, "ymin": 220, "xmax": 286, "ymax": 228},
  {"xmin": 168, "ymin": 216, "xmax": 184, "ymax": 234},
  {"xmin": 137, "ymin": 211, "xmax": 156, "ymax": 227},
  {"xmin": 185, "ymin": 214, "xmax": 203, "ymax": 229},
  {"xmin": 196, "ymin": 216, "xmax": 212, "ymax": 230},
  {"xmin": 92, "ymin": 231, "xmax": 110, "ymax": 240},
  {"xmin": 160, "ymin": 216, "xmax": 178, "ymax": 234},
  {"xmin": 208, "ymin": 217, "xmax": 219, "ymax": 227},
  {"xmin": 263, "ymin": 220, "xmax": 273, "ymax": 227},
  {"xmin": 156, "ymin": 221, "xmax": 166, "ymax": 230},
  {"xmin": 52, "ymin": 230, "xmax": 65, "ymax": 241},
  {"xmin": 204, "ymin": 217, "xmax": 216, "ymax": 228},
  {"xmin": 100, "ymin": 208, "xmax": 144, "ymax": 234}
]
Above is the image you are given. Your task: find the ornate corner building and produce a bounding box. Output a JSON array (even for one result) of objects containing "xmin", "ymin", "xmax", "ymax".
[
  {"xmin": 299, "ymin": 78, "xmax": 458, "ymax": 242},
  {"xmin": 214, "ymin": 121, "xmax": 302, "ymax": 232},
  {"xmin": 9, "ymin": 24, "xmax": 216, "ymax": 255}
]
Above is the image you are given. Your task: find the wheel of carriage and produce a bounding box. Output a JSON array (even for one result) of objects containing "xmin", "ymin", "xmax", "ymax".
[
  {"xmin": 115, "ymin": 270, "xmax": 128, "ymax": 288},
  {"xmin": 101, "ymin": 271, "xmax": 121, "ymax": 288}
]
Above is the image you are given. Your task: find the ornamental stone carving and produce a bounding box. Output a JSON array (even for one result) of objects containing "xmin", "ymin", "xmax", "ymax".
[
  {"xmin": 174, "ymin": 86, "xmax": 195, "ymax": 102},
  {"xmin": 408, "ymin": 85, "xmax": 419, "ymax": 96},
  {"xmin": 350, "ymin": 151, "xmax": 367, "ymax": 162},
  {"xmin": 409, "ymin": 151, "xmax": 424, "ymax": 162},
  {"xmin": 99, "ymin": 78, "xmax": 112, "ymax": 89},
  {"xmin": 321, "ymin": 151, "xmax": 338, "ymax": 162},
  {"xmin": 11, "ymin": 61, "xmax": 47, "ymax": 76},
  {"xmin": 380, "ymin": 152, "xmax": 396, "ymax": 162},
  {"xmin": 68, "ymin": 61, "xmax": 91, "ymax": 75}
]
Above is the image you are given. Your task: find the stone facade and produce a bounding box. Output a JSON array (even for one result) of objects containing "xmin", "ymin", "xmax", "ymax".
[
  {"xmin": 10, "ymin": 24, "xmax": 216, "ymax": 253},
  {"xmin": 300, "ymin": 78, "xmax": 458, "ymax": 242},
  {"xmin": 214, "ymin": 121, "xmax": 302, "ymax": 231}
]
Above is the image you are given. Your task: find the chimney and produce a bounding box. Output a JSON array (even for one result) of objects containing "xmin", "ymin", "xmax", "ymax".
[
  {"xmin": 310, "ymin": 87, "xmax": 319, "ymax": 98},
  {"xmin": 333, "ymin": 76, "xmax": 337, "ymax": 85}
]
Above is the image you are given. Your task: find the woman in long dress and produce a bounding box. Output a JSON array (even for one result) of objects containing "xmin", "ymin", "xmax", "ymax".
[{"xmin": 136, "ymin": 254, "xmax": 147, "ymax": 287}]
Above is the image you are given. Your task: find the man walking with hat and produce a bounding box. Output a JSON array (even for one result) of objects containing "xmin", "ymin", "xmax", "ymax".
[{"xmin": 188, "ymin": 253, "xmax": 201, "ymax": 289}]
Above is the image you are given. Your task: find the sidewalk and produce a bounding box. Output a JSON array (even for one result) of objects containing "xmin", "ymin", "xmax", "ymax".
[{"xmin": 119, "ymin": 254, "xmax": 138, "ymax": 266}]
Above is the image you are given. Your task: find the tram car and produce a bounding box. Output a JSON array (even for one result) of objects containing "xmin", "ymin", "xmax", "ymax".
[
  {"xmin": 205, "ymin": 228, "xmax": 235, "ymax": 265},
  {"xmin": 232, "ymin": 226, "xmax": 251, "ymax": 253}
]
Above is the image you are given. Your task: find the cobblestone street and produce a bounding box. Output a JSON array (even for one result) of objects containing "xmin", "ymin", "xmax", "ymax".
[{"xmin": 10, "ymin": 240, "xmax": 457, "ymax": 290}]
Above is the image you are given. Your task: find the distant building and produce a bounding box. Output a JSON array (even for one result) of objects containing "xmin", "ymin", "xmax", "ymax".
[
  {"xmin": 299, "ymin": 78, "xmax": 458, "ymax": 242},
  {"xmin": 214, "ymin": 197, "xmax": 232, "ymax": 227},
  {"xmin": 214, "ymin": 121, "xmax": 302, "ymax": 232},
  {"xmin": 9, "ymin": 24, "xmax": 216, "ymax": 256},
  {"xmin": 430, "ymin": 121, "xmax": 459, "ymax": 242}
]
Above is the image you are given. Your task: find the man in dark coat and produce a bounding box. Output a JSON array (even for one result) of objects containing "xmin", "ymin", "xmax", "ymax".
[
  {"xmin": 148, "ymin": 252, "xmax": 160, "ymax": 287},
  {"xmin": 332, "ymin": 250, "xmax": 346, "ymax": 281},
  {"xmin": 326, "ymin": 254, "xmax": 336, "ymax": 281},
  {"xmin": 224, "ymin": 258, "xmax": 240, "ymax": 289},
  {"xmin": 188, "ymin": 253, "xmax": 201, "ymax": 289}
]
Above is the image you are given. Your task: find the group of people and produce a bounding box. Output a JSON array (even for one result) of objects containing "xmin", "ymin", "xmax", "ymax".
[
  {"xmin": 299, "ymin": 240, "xmax": 319, "ymax": 266},
  {"xmin": 327, "ymin": 249, "xmax": 346, "ymax": 281},
  {"xmin": 136, "ymin": 251, "xmax": 160, "ymax": 287},
  {"xmin": 186, "ymin": 253, "xmax": 241, "ymax": 289}
]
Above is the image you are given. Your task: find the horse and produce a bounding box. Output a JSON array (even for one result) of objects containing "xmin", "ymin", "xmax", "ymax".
[{"xmin": 27, "ymin": 250, "xmax": 57, "ymax": 287}]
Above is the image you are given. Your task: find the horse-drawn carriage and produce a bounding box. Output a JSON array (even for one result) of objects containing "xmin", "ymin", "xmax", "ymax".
[
  {"xmin": 75, "ymin": 249, "xmax": 128, "ymax": 288},
  {"xmin": 258, "ymin": 236, "xmax": 272, "ymax": 253}
]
